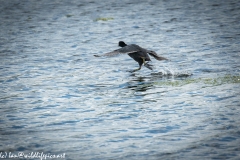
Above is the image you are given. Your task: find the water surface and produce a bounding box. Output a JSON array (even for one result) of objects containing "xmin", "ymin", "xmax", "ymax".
[{"xmin": 0, "ymin": 0, "xmax": 240, "ymax": 159}]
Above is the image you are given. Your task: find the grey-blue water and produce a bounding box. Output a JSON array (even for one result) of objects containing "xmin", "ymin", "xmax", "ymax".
[{"xmin": 1, "ymin": 0, "xmax": 240, "ymax": 159}]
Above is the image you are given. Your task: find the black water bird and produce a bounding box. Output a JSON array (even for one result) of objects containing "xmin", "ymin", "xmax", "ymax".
[{"xmin": 94, "ymin": 41, "xmax": 167, "ymax": 72}]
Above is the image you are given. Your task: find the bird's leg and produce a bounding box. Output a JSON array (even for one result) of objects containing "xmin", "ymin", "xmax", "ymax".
[
  {"xmin": 141, "ymin": 57, "xmax": 153, "ymax": 66},
  {"xmin": 145, "ymin": 61, "xmax": 153, "ymax": 66},
  {"xmin": 130, "ymin": 65, "xmax": 142, "ymax": 72},
  {"xmin": 131, "ymin": 57, "xmax": 147, "ymax": 72},
  {"xmin": 141, "ymin": 57, "xmax": 146, "ymax": 65},
  {"xmin": 141, "ymin": 57, "xmax": 153, "ymax": 70}
]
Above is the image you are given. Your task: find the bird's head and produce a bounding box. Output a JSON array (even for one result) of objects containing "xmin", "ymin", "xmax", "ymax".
[{"xmin": 119, "ymin": 41, "xmax": 127, "ymax": 47}]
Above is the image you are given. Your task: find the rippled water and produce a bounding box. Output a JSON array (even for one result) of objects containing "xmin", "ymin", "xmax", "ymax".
[{"xmin": 1, "ymin": 0, "xmax": 240, "ymax": 159}]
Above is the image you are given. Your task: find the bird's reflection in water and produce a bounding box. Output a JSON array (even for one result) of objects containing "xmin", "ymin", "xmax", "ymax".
[
  {"xmin": 126, "ymin": 74, "xmax": 154, "ymax": 92},
  {"xmin": 125, "ymin": 71, "xmax": 193, "ymax": 92}
]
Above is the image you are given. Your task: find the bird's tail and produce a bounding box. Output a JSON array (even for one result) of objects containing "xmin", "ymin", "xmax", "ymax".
[{"xmin": 148, "ymin": 51, "xmax": 168, "ymax": 61}]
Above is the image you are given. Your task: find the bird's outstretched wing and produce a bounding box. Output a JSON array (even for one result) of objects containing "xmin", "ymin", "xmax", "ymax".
[
  {"xmin": 94, "ymin": 45, "xmax": 140, "ymax": 57},
  {"xmin": 148, "ymin": 51, "xmax": 168, "ymax": 61}
]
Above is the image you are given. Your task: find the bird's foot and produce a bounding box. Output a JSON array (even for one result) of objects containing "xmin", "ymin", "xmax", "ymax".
[
  {"xmin": 144, "ymin": 63, "xmax": 153, "ymax": 70},
  {"xmin": 128, "ymin": 68, "xmax": 141, "ymax": 73},
  {"xmin": 145, "ymin": 61, "xmax": 153, "ymax": 66}
]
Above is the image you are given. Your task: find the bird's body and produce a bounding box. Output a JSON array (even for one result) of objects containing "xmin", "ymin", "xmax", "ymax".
[
  {"xmin": 94, "ymin": 41, "xmax": 167, "ymax": 72},
  {"xmin": 128, "ymin": 51, "xmax": 150, "ymax": 65}
]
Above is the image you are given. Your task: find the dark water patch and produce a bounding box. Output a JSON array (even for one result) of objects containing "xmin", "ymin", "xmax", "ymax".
[
  {"xmin": 146, "ymin": 125, "xmax": 180, "ymax": 134},
  {"xmin": 12, "ymin": 125, "xmax": 26, "ymax": 129},
  {"xmin": 46, "ymin": 120, "xmax": 79, "ymax": 126},
  {"xmin": 216, "ymin": 95, "xmax": 236, "ymax": 101},
  {"xmin": 81, "ymin": 109, "xmax": 95, "ymax": 113},
  {"xmin": 61, "ymin": 94, "xmax": 80, "ymax": 99}
]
